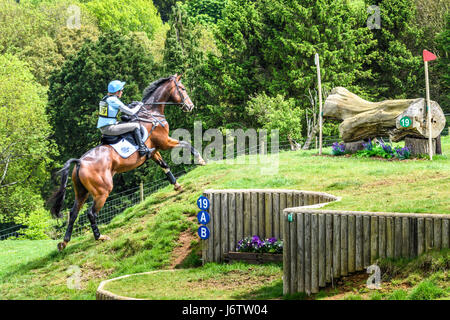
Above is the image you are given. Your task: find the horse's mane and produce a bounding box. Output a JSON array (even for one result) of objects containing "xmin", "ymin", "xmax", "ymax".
[{"xmin": 142, "ymin": 77, "xmax": 172, "ymax": 102}]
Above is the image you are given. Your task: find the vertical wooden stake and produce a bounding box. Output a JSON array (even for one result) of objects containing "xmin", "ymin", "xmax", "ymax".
[
  {"xmin": 424, "ymin": 60, "xmax": 433, "ymax": 160},
  {"xmin": 140, "ymin": 181, "xmax": 144, "ymax": 203},
  {"xmin": 315, "ymin": 53, "xmax": 323, "ymax": 156}
]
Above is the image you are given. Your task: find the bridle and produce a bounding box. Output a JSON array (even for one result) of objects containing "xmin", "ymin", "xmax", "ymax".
[
  {"xmin": 134, "ymin": 78, "xmax": 192, "ymax": 127},
  {"xmin": 142, "ymin": 78, "xmax": 192, "ymax": 112}
]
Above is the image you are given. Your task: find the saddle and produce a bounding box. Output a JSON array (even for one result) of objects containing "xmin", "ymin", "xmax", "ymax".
[{"xmin": 100, "ymin": 118, "xmax": 143, "ymax": 146}]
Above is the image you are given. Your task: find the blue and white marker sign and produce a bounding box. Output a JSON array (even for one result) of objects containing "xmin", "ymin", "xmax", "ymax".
[
  {"xmin": 198, "ymin": 226, "xmax": 210, "ymax": 240},
  {"xmin": 197, "ymin": 196, "xmax": 210, "ymax": 210},
  {"xmin": 197, "ymin": 211, "xmax": 210, "ymax": 225}
]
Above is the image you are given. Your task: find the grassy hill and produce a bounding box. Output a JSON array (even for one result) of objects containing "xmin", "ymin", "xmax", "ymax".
[{"xmin": 0, "ymin": 137, "xmax": 449, "ymax": 300}]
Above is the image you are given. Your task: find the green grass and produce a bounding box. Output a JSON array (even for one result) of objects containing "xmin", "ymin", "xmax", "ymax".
[
  {"xmin": 0, "ymin": 240, "xmax": 58, "ymax": 279},
  {"xmin": 0, "ymin": 136, "xmax": 449, "ymax": 299},
  {"xmin": 103, "ymin": 262, "xmax": 283, "ymax": 300}
]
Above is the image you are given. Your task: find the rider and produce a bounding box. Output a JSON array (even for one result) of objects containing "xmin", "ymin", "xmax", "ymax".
[{"xmin": 97, "ymin": 80, "xmax": 152, "ymax": 157}]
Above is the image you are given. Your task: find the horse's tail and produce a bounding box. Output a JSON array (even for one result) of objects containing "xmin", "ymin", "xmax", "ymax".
[{"xmin": 48, "ymin": 158, "xmax": 81, "ymax": 219}]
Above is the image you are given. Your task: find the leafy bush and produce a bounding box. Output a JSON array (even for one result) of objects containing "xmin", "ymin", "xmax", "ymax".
[
  {"xmin": 236, "ymin": 235, "xmax": 283, "ymax": 254},
  {"xmin": 246, "ymin": 93, "xmax": 304, "ymax": 144},
  {"xmin": 355, "ymin": 139, "xmax": 411, "ymax": 160},
  {"xmin": 331, "ymin": 142, "xmax": 346, "ymax": 156},
  {"xmin": 14, "ymin": 204, "xmax": 53, "ymax": 240},
  {"xmin": 395, "ymin": 147, "xmax": 411, "ymax": 160}
]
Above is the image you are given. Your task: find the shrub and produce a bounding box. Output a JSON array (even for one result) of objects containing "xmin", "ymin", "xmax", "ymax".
[
  {"xmin": 236, "ymin": 235, "xmax": 283, "ymax": 254},
  {"xmin": 331, "ymin": 142, "xmax": 346, "ymax": 156},
  {"xmin": 246, "ymin": 92, "xmax": 304, "ymax": 144},
  {"xmin": 355, "ymin": 138, "xmax": 411, "ymax": 160},
  {"xmin": 394, "ymin": 147, "xmax": 411, "ymax": 160},
  {"xmin": 14, "ymin": 202, "xmax": 53, "ymax": 240}
]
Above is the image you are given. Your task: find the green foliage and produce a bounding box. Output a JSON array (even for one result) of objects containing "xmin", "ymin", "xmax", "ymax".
[
  {"xmin": 83, "ymin": 0, "xmax": 162, "ymax": 39},
  {"xmin": 0, "ymin": 54, "xmax": 56, "ymax": 223},
  {"xmin": 246, "ymin": 93, "xmax": 304, "ymax": 143},
  {"xmin": 196, "ymin": 0, "xmax": 376, "ymax": 132},
  {"xmin": 355, "ymin": 145, "xmax": 393, "ymax": 159},
  {"xmin": 435, "ymin": 14, "xmax": 450, "ymax": 114},
  {"xmin": 388, "ymin": 289, "xmax": 408, "ymax": 300},
  {"xmin": 184, "ymin": 0, "xmax": 227, "ymax": 24},
  {"xmin": 366, "ymin": 0, "xmax": 424, "ymax": 99},
  {"xmin": 47, "ymin": 31, "xmax": 157, "ymax": 163},
  {"xmin": 0, "ymin": 0, "xmax": 99, "ymax": 86},
  {"xmin": 407, "ymin": 280, "xmax": 445, "ymax": 300},
  {"xmin": 153, "ymin": 0, "xmax": 180, "ymax": 22},
  {"xmin": 19, "ymin": 37, "xmax": 64, "ymax": 86},
  {"xmin": 15, "ymin": 202, "xmax": 53, "ymax": 240}
]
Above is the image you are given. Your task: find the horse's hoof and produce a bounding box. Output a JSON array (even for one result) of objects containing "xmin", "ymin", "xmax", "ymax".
[
  {"xmin": 57, "ymin": 242, "xmax": 67, "ymax": 251},
  {"xmin": 198, "ymin": 158, "xmax": 206, "ymax": 166},
  {"xmin": 174, "ymin": 183, "xmax": 183, "ymax": 192},
  {"xmin": 97, "ymin": 235, "xmax": 111, "ymax": 241}
]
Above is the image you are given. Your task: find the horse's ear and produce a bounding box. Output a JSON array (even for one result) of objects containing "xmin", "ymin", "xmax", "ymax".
[{"xmin": 176, "ymin": 74, "xmax": 182, "ymax": 81}]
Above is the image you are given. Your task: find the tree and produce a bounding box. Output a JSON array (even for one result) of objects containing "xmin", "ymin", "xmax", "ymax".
[
  {"xmin": 83, "ymin": 0, "xmax": 163, "ymax": 39},
  {"xmin": 365, "ymin": 0, "xmax": 425, "ymax": 99},
  {"xmin": 199, "ymin": 0, "xmax": 376, "ymax": 130},
  {"xmin": 0, "ymin": 0, "xmax": 100, "ymax": 86},
  {"xmin": 153, "ymin": 0, "xmax": 180, "ymax": 22},
  {"xmin": 184, "ymin": 0, "xmax": 227, "ymax": 24},
  {"xmin": 435, "ymin": 14, "xmax": 450, "ymax": 114},
  {"xmin": 246, "ymin": 93, "xmax": 304, "ymax": 146},
  {"xmin": 0, "ymin": 54, "xmax": 56, "ymax": 223}
]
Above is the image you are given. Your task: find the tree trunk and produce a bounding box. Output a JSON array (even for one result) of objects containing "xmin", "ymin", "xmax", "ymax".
[
  {"xmin": 405, "ymin": 137, "xmax": 436, "ymax": 156},
  {"xmin": 343, "ymin": 140, "xmax": 366, "ymax": 153},
  {"xmin": 323, "ymin": 87, "xmax": 446, "ymax": 143},
  {"xmin": 436, "ymin": 135, "xmax": 442, "ymax": 155}
]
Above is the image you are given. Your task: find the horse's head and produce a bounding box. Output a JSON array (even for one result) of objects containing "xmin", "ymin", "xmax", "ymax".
[{"xmin": 169, "ymin": 74, "xmax": 194, "ymax": 112}]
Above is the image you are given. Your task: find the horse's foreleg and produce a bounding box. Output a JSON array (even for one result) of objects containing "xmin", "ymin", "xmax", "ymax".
[
  {"xmin": 167, "ymin": 138, "xmax": 206, "ymax": 165},
  {"xmin": 151, "ymin": 152, "xmax": 182, "ymax": 191}
]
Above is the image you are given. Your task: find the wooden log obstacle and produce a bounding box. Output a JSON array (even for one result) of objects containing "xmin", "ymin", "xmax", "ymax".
[
  {"xmin": 201, "ymin": 189, "xmax": 340, "ymax": 263},
  {"xmin": 283, "ymin": 209, "xmax": 450, "ymax": 295}
]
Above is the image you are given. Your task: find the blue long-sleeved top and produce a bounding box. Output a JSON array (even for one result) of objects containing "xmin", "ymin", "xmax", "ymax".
[{"xmin": 97, "ymin": 96, "xmax": 140, "ymax": 128}]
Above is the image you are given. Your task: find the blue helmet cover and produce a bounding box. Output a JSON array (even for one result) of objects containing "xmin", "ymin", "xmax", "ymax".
[{"xmin": 108, "ymin": 80, "xmax": 126, "ymax": 93}]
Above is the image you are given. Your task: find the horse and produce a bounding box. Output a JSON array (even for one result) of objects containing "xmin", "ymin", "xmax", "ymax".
[{"xmin": 49, "ymin": 74, "xmax": 205, "ymax": 251}]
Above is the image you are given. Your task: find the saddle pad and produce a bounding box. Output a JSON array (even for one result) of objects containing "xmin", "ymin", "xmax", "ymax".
[{"xmin": 110, "ymin": 127, "xmax": 149, "ymax": 159}]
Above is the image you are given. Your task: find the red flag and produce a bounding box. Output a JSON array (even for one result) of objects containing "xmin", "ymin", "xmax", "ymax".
[{"xmin": 423, "ymin": 50, "xmax": 437, "ymax": 62}]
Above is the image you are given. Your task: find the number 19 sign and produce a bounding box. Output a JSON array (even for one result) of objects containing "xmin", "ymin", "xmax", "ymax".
[
  {"xmin": 197, "ymin": 196, "xmax": 210, "ymax": 210},
  {"xmin": 197, "ymin": 196, "xmax": 210, "ymax": 240}
]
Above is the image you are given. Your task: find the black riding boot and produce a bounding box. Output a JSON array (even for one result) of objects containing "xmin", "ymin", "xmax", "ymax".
[{"xmin": 133, "ymin": 128, "xmax": 153, "ymax": 157}]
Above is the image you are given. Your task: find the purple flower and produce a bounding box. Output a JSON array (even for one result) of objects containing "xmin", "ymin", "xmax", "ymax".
[{"xmin": 332, "ymin": 142, "xmax": 346, "ymax": 155}]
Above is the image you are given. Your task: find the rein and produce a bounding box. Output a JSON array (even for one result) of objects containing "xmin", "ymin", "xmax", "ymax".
[{"xmin": 133, "ymin": 78, "xmax": 190, "ymax": 130}]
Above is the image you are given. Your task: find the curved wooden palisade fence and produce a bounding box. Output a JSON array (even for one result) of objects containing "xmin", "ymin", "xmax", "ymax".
[
  {"xmin": 201, "ymin": 189, "xmax": 340, "ymax": 264},
  {"xmin": 201, "ymin": 189, "xmax": 449, "ymax": 296},
  {"xmin": 282, "ymin": 209, "xmax": 450, "ymax": 295}
]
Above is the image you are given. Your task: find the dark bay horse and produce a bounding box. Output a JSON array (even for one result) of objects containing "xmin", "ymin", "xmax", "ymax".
[{"xmin": 49, "ymin": 74, "xmax": 205, "ymax": 251}]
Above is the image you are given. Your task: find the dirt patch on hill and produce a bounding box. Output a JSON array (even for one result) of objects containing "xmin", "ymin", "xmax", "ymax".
[{"xmin": 169, "ymin": 216, "xmax": 197, "ymax": 269}]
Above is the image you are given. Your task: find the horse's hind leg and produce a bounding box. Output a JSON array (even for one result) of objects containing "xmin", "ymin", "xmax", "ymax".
[
  {"xmin": 58, "ymin": 184, "xmax": 88, "ymax": 251},
  {"xmin": 87, "ymin": 194, "xmax": 111, "ymax": 241}
]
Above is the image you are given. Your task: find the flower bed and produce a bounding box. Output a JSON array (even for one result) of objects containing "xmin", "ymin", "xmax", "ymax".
[{"xmin": 224, "ymin": 236, "xmax": 283, "ymax": 264}]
